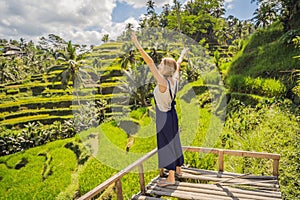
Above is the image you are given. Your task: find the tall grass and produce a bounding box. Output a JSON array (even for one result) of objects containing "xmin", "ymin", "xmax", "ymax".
[{"xmin": 227, "ymin": 75, "xmax": 286, "ymax": 97}]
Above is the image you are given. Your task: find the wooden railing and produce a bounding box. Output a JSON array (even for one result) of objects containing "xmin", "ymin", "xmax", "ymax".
[
  {"xmin": 182, "ymin": 147, "xmax": 280, "ymax": 177},
  {"xmin": 78, "ymin": 146, "xmax": 280, "ymax": 200}
]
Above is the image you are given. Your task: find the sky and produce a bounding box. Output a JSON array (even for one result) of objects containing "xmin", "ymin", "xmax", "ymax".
[{"xmin": 0, "ymin": 0, "xmax": 258, "ymax": 46}]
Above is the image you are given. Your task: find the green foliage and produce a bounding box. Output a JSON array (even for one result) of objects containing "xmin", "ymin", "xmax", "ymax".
[
  {"xmin": 281, "ymin": 28, "xmax": 300, "ymax": 46},
  {"xmin": 1, "ymin": 4, "xmax": 300, "ymax": 199},
  {"xmin": 227, "ymin": 75, "xmax": 286, "ymax": 97},
  {"xmin": 0, "ymin": 138, "xmax": 78, "ymax": 200},
  {"xmin": 78, "ymin": 157, "xmax": 117, "ymax": 197},
  {"xmin": 0, "ymin": 120, "xmax": 75, "ymax": 156},
  {"xmin": 220, "ymin": 98, "xmax": 300, "ymax": 199},
  {"xmin": 118, "ymin": 64, "xmax": 154, "ymax": 108},
  {"xmin": 226, "ymin": 22, "xmax": 299, "ymax": 101},
  {"xmin": 73, "ymin": 100, "xmax": 107, "ymax": 132}
]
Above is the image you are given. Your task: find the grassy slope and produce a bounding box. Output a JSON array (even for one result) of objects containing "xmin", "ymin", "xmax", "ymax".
[
  {"xmin": 225, "ymin": 22, "xmax": 299, "ymax": 79},
  {"xmin": 224, "ymin": 22, "xmax": 300, "ymax": 100}
]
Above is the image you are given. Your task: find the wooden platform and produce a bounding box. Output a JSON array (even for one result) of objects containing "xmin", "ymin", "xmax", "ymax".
[
  {"xmin": 132, "ymin": 167, "xmax": 282, "ymax": 200},
  {"xmin": 78, "ymin": 147, "xmax": 281, "ymax": 200}
]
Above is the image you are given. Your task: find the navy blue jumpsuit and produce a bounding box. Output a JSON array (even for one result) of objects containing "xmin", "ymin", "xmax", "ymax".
[{"xmin": 155, "ymin": 80, "xmax": 184, "ymax": 171}]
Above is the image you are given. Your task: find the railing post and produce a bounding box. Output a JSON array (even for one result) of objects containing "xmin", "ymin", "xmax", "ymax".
[
  {"xmin": 273, "ymin": 159, "xmax": 279, "ymax": 177},
  {"xmin": 116, "ymin": 179, "xmax": 123, "ymax": 200},
  {"xmin": 138, "ymin": 164, "xmax": 146, "ymax": 195},
  {"xmin": 218, "ymin": 150, "xmax": 224, "ymax": 172}
]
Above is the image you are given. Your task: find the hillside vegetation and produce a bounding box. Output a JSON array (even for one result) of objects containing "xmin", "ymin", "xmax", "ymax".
[
  {"xmin": 1, "ymin": 23, "xmax": 299, "ymax": 200},
  {"xmin": 0, "ymin": 0, "xmax": 300, "ymax": 198}
]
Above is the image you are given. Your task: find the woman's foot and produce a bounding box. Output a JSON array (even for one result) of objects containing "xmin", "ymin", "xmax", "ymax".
[{"xmin": 157, "ymin": 179, "xmax": 176, "ymax": 187}]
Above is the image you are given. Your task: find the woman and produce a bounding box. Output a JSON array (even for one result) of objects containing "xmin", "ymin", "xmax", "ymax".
[{"xmin": 132, "ymin": 32, "xmax": 188, "ymax": 186}]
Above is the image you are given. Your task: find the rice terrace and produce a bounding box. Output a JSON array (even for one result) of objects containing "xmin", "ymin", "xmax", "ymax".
[{"xmin": 0, "ymin": 0, "xmax": 299, "ymax": 199}]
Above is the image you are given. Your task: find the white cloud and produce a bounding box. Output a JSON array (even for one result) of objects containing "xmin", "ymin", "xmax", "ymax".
[
  {"xmin": 118, "ymin": 0, "xmax": 173, "ymax": 9},
  {"xmin": 0, "ymin": 0, "xmax": 142, "ymax": 46},
  {"xmin": 224, "ymin": 0, "xmax": 235, "ymax": 10}
]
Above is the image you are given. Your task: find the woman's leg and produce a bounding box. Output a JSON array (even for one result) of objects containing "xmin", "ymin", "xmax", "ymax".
[
  {"xmin": 166, "ymin": 170, "xmax": 175, "ymax": 183},
  {"xmin": 176, "ymin": 166, "xmax": 182, "ymax": 176}
]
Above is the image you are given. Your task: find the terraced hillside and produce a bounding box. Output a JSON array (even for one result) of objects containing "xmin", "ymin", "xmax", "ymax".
[{"xmin": 0, "ymin": 42, "xmax": 126, "ymax": 128}]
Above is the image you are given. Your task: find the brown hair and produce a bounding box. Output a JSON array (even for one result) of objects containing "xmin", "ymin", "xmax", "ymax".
[{"xmin": 160, "ymin": 57, "xmax": 177, "ymax": 77}]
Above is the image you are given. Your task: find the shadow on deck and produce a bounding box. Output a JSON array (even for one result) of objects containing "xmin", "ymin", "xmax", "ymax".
[{"xmin": 78, "ymin": 147, "xmax": 281, "ymax": 200}]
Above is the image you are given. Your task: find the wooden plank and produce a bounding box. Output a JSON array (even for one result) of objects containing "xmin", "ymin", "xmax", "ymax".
[
  {"xmin": 181, "ymin": 173, "xmax": 279, "ymax": 189},
  {"xmin": 181, "ymin": 168, "xmax": 279, "ymax": 184},
  {"xmin": 150, "ymin": 180, "xmax": 281, "ymax": 198},
  {"xmin": 181, "ymin": 168, "xmax": 277, "ymax": 180},
  {"xmin": 166, "ymin": 181, "xmax": 281, "ymax": 195},
  {"xmin": 147, "ymin": 187, "xmax": 236, "ymax": 200},
  {"xmin": 148, "ymin": 181, "xmax": 281, "ymax": 200}
]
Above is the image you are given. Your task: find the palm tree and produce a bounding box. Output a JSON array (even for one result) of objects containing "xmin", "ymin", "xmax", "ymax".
[
  {"xmin": 146, "ymin": 0, "xmax": 156, "ymax": 15},
  {"xmin": 118, "ymin": 64, "xmax": 154, "ymax": 107},
  {"xmin": 252, "ymin": 2, "xmax": 278, "ymax": 29},
  {"xmin": 101, "ymin": 34, "xmax": 109, "ymax": 43},
  {"xmin": 47, "ymin": 41, "xmax": 95, "ymax": 104}
]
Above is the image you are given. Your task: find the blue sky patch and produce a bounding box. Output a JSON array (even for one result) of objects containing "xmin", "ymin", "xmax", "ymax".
[{"xmin": 112, "ymin": 1, "xmax": 146, "ymax": 23}]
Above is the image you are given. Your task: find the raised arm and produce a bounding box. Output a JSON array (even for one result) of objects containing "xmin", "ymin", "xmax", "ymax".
[
  {"xmin": 131, "ymin": 32, "xmax": 166, "ymax": 88},
  {"xmin": 174, "ymin": 47, "xmax": 189, "ymax": 80}
]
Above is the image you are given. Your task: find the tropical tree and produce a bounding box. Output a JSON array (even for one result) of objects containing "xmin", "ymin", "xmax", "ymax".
[
  {"xmin": 160, "ymin": 4, "xmax": 171, "ymax": 27},
  {"xmin": 252, "ymin": 2, "xmax": 278, "ymax": 28},
  {"xmin": 251, "ymin": 0, "xmax": 300, "ymax": 31},
  {"xmin": 126, "ymin": 23, "xmax": 134, "ymax": 32},
  {"xmin": 47, "ymin": 41, "xmax": 95, "ymax": 104},
  {"xmin": 146, "ymin": 0, "xmax": 155, "ymax": 15},
  {"xmin": 118, "ymin": 50, "xmax": 136, "ymax": 69},
  {"xmin": 173, "ymin": 0, "xmax": 182, "ymax": 32},
  {"xmin": 101, "ymin": 34, "xmax": 109, "ymax": 43},
  {"xmin": 118, "ymin": 63, "xmax": 154, "ymax": 107},
  {"xmin": 38, "ymin": 34, "xmax": 66, "ymax": 50}
]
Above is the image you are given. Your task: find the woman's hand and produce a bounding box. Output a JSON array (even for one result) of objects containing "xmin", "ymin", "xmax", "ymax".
[
  {"xmin": 132, "ymin": 32, "xmax": 142, "ymax": 50},
  {"xmin": 177, "ymin": 47, "xmax": 189, "ymax": 64}
]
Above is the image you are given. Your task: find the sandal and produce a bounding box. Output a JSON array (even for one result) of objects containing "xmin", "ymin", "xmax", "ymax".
[{"xmin": 157, "ymin": 179, "xmax": 176, "ymax": 187}]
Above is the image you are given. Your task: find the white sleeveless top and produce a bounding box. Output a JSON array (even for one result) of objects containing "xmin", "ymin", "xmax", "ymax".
[{"xmin": 153, "ymin": 78, "xmax": 178, "ymax": 112}]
